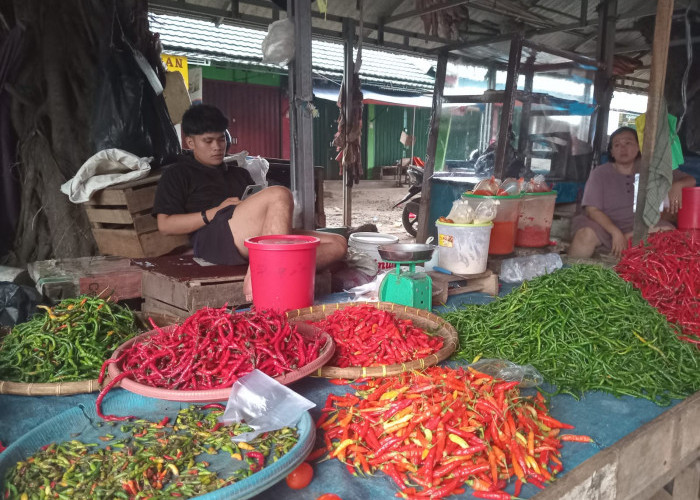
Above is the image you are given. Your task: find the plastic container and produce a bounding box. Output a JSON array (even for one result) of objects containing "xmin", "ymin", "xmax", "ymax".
[
  {"xmin": 678, "ymin": 187, "xmax": 700, "ymax": 230},
  {"xmin": 244, "ymin": 235, "xmax": 319, "ymax": 312},
  {"xmin": 462, "ymin": 194, "xmax": 521, "ymax": 255},
  {"xmin": 348, "ymin": 232, "xmax": 399, "ymax": 270},
  {"xmin": 516, "ymin": 191, "xmax": 557, "ymax": 247},
  {"xmin": 435, "ymin": 220, "xmax": 493, "ymax": 274}
]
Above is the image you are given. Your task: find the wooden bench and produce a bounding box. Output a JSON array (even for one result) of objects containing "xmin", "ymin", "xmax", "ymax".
[{"xmin": 380, "ymin": 158, "xmax": 410, "ymax": 186}]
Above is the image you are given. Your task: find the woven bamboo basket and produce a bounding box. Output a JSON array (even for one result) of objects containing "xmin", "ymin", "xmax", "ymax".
[
  {"xmin": 0, "ymin": 312, "xmax": 172, "ymax": 396},
  {"xmin": 287, "ymin": 301, "xmax": 459, "ymax": 379}
]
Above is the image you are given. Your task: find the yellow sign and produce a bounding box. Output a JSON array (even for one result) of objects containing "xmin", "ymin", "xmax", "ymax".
[{"xmin": 161, "ymin": 54, "xmax": 188, "ymax": 89}]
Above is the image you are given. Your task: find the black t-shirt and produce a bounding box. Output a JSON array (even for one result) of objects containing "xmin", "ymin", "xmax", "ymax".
[{"xmin": 152, "ymin": 154, "xmax": 254, "ymax": 216}]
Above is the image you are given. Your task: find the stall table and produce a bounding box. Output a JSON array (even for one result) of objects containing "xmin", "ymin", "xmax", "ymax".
[{"xmin": 0, "ymin": 292, "xmax": 698, "ymax": 499}]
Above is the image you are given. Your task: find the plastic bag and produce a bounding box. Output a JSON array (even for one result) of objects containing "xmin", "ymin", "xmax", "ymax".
[
  {"xmin": 60, "ymin": 149, "xmax": 152, "ymax": 203},
  {"xmin": 446, "ymin": 199, "xmax": 474, "ymax": 224},
  {"xmin": 261, "ymin": 19, "xmax": 295, "ymax": 65},
  {"xmin": 220, "ymin": 370, "xmax": 315, "ymax": 442},
  {"xmin": 230, "ymin": 151, "xmax": 269, "ymax": 187},
  {"xmin": 91, "ymin": 34, "xmax": 180, "ymax": 167},
  {"xmin": 0, "ymin": 282, "xmax": 42, "ymax": 327},
  {"xmin": 523, "ymin": 174, "xmax": 551, "ymax": 193},
  {"xmin": 500, "ymin": 253, "xmax": 563, "ymax": 283},
  {"xmin": 469, "ymin": 358, "xmax": 544, "ymax": 388}
]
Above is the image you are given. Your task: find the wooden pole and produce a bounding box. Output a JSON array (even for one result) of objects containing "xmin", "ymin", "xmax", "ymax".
[
  {"xmin": 342, "ymin": 18, "xmax": 355, "ymax": 227},
  {"xmin": 632, "ymin": 0, "xmax": 675, "ymax": 244},
  {"xmin": 493, "ymin": 33, "xmax": 523, "ymax": 180},
  {"xmin": 416, "ymin": 51, "xmax": 447, "ymax": 243},
  {"xmin": 287, "ymin": 0, "xmax": 315, "ymax": 229}
]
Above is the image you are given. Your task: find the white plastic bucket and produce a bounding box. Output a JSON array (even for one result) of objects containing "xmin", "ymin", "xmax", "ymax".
[
  {"xmin": 436, "ymin": 221, "xmax": 492, "ymax": 274},
  {"xmin": 348, "ymin": 232, "xmax": 399, "ymax": 270}
]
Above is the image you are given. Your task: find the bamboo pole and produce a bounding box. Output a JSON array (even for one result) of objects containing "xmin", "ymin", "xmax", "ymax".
[{"xmin": 632, "ymin": 0, "xmax": 675, "ymax": 244}]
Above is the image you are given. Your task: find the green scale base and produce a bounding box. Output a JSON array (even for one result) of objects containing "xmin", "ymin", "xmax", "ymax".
[{"xmin": 379, "ymin": 262, "xmax": 432, "ymax": 311}]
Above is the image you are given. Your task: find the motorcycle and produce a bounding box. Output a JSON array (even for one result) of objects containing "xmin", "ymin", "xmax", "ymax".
[{"xmin": 393, "ymin": 164, "xmax": 424, "ymax": 237}]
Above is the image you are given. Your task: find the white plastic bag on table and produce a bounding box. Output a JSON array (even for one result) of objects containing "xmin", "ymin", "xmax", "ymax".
[
  {"xmin": 220, "ymin": 370, "xmax": 315, "ymax": 442},
  {"xmin": 473, "ymin": 199, "xmax": 499, "ymax": 224},
  {"xmin": 500, "ymin": 253, "xmax": 563, "ymax": 283},
  {"xmin": 261, "ymin": 19, "xmax": 295, "ymax": 65}
]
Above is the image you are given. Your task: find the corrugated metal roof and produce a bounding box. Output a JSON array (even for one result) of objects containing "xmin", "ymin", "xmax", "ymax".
[{"xmin": 150, "ymin": 13, "xmax": 437, "ymax": 92}]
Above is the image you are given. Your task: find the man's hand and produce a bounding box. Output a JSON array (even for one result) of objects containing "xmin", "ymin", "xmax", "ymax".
[
  {"xmin": 610, "ymin": 228, "xmax": 628, "ymax": 257},
  {"xmin": 667, "ymin": 183, "xmax": 684, "ymax": 214},
  {"xmin": 215, "ymin": 197, "xmax": 241, "ymax": 212}
]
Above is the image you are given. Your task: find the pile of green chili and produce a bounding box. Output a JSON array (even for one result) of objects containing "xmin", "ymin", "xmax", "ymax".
[
  {"xmin": 0, "ymin": 295, "xmax": 138, "ymax": 383},
  {"xmin": 444, "ymin": 265, "xmax": 700, "ymax": 405},
  {"xmin": 3, "ymin": 405, "xmax": 298, "ymax": 499}
]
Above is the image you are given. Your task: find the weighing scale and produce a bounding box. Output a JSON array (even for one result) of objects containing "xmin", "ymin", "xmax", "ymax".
[{"xmin": 377, "ymin": 243, "xmax": 434, "ymax": 310}]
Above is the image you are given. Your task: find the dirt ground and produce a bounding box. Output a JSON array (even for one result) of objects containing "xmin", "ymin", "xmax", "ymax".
[{"xmin": 322, "ymin": 180, "xmax": 415, "ymax": 242}]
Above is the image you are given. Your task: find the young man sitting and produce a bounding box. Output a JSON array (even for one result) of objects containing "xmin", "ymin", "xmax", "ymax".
[{"xmin": 152, "ymin": 104, "xmax": 347, "ymax": 300}]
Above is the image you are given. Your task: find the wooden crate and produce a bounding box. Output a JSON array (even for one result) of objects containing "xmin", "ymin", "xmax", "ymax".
[
  {"xmin": 138, "ymin": 256, "xmax": 333, "ymax": 319},
  {"xmin": 27, "ymin": 256, "xmax": 143, "ymax": 302},
  {"xmin": 428, "ymin": 269, "xmax": 499, "ymax": 306},
  {"xmin": 85, "ymin": 173, "xmax": 189, "ymax": 258}
]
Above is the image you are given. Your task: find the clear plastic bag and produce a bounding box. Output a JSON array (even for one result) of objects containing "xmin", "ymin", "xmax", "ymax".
[
  {"xmin": 446, "ymin": 199, "xmax": 475, "ymax": 224},
  {"xmin": 469, "ymin": 358, "xmax": 544, "ymax": 388},
  {"xmin": 500, "ymin": 253, "xmax": 563, "ymax": 283},
  {"xmin": 220, "ymin": 370, "xmax": 315, "ymax": 442},
  {"xmin": 261, "ymin": 19, "xmax": 295, "ymax": 65}
]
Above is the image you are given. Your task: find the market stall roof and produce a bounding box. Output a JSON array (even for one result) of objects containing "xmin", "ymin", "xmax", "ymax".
[{"xmin": 149, "ymin": 0, "xmax": 698, "ymax": 94}]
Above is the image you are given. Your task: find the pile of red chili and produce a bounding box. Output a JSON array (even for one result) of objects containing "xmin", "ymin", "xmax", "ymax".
[
  {"xmin": 97, "ymin": 307, "xmax": 323, "ymax": 420},
  {"xmin": 311, "ymin": 305, "xmax": 443, "ymax": 368},
  {"xmin": 615, "ymin": 230, "xmax": 700, "ymax": 344},
  {"xmin": 312, "ymin": 366, "xmax": 592, "ymax": 499}
]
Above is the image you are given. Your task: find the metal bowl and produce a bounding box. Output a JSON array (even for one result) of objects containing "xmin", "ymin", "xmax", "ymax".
[{"xmin": 378, "ymin": 243, "xmax": 435, "ymax": 262}]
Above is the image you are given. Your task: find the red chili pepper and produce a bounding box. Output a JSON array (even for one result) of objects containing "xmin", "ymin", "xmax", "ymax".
[
  {"xmin": 473, "ymin": 491, "xmax": 513, "ymax": 500},
  {"xmin": 560, "ymin": 434, "xmax": 594, "ymax": 443}
]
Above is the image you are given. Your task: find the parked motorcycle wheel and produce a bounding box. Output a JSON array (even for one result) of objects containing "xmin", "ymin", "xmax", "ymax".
[{"xmin": 402, "ymin": 198, "xmax": 421, "ymax": 236}]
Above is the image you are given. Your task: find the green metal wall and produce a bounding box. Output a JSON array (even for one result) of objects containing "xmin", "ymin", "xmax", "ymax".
[
  {"xmin": 371, "ymin": 106, "xmax": 430, "ymax": 177},
  {"xmin": 443, "ymin": 108, "xmax": 483, "ymax": 161}
]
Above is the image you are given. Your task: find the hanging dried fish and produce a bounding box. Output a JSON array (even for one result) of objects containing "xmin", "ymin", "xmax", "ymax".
[
  {"xmin": 333, "ymin": 71, "xmax": 364, "ymax": 185},
  {"xmin": 416, "ymin": 0, "xmax": 469, "ymax": 41}
]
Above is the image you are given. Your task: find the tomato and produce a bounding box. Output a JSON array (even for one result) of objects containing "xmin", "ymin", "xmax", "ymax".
[
  {"xmin": 317, "ymin": 495, "xmax": 342, "ymax": 500},
  {"xmin": 286, "ymin": 462, "xmax": 313, "ymax": 489}
]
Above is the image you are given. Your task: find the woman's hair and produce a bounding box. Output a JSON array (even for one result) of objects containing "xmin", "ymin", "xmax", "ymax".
[
  {"xmin": 607, "ymin": 126, "xmax": 639, "ymax": 162},
  {"xmin": 181, "ymin": 104, "xmax": 229, "ymax": 136}
]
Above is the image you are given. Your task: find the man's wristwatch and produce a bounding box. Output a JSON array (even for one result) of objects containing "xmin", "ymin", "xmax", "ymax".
[{"xmin": 201, "ymin": 210, "xmax": 211, "ymax": 225}]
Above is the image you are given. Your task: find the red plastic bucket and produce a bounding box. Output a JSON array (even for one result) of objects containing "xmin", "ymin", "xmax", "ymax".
[
  {"xmin": 244, "ymin": 235, "xmax": 320, "ymax": 312},
  {"xmin": 678, "ymin": 187, "xmax": 700, "ymax": 230}
]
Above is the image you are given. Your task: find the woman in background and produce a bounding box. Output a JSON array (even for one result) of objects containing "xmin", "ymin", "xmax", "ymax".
[{"xmin": 568, "ymin": 126, "xmax": 695, "ymax": 258}]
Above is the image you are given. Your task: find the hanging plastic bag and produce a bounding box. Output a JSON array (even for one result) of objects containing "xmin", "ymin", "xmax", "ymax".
[
  {"xmin": 446, "ymin": 199, "xmax": 474, "ymax": 224},
  {"xmin": 220, "ymin": 370, "xmax": 315, "ymax": 442},
  {"xmin": 261, "ymin": 19, "xmax": 295, "ymax": 65}
]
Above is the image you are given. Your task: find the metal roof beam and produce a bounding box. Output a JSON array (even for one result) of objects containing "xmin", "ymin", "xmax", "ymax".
[
  {"xmin": 522, "ymin": 39, "xmax": 602, "ymax": 68},
  {"xmin": 384, "ymin": 0, "xmax": 468, "ymax": 24}
]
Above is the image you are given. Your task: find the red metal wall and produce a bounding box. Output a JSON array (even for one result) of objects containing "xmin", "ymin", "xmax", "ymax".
[{"xmin": 202, "ymin": 80, "xmax": 290, "ymax": 159}]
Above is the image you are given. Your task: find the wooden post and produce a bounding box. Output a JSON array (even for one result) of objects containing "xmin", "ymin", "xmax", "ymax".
[
  {"xmin": 632, "ymin": 0, "xmax": 675, "ymax": 244},
  {"xmin": 416, "ymin": 51, "xmax": 447, "ymax": 244},
  {"xmin": 287, "ymin": 0, "xmax": 315, "ymax": 229},
  {"xmin": 590, "ymin": 0, "xmax": 617, "ymax": 163},
  {"xmin": 493, "ymin": 33, "xmax": 523, "ymax": 180},
  {"xmin": 342, "ymin": 18, "xmax": 355, "ymax": 227},
  {"xmin": 518, "ymin": 58, "xmax": 535, "ymax": 163}
]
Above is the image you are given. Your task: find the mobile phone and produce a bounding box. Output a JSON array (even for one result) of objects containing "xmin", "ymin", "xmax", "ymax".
[{"xmin": 241, "ymin": 184, "xmax": 264, "ymax": 200}]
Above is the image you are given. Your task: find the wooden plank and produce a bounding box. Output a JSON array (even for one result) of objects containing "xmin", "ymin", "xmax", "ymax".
[
  {"xmin": 142, "ymin": 271, "xmax": 190, "ymax": 310},
  {"xmin": 84, "ymin": 206, "xmax": 134, "ymax": 225},
  {"xmin": 104, "ymin": 172, "xmax": 162, "ymax": 190},
  {"xmin": 123, "ymin": 184, "xmax": 158, "ymax": 214},
  {"xmin": 88, "ymin": 189, "xmax": 128, "ymax": 206},
  {"xmin": 92, "ymin": 228, "xmax": 145, "ymax": 258},
  {"xmin": 79, "ymin": 269, "xmax": 143, "ymax": 301},
  {"xmin": 132, "ymin": 213, "xmax": 158, "ymax": 233},
  {"xmin": 429, "ymin": 270, "xmax": 499, "ymax": 306},
  {"xmin": 671, "ymin": 459, "xmax": 700, "ymax": 500},
  {"xmin": 186, "ymin": 279, "xmax": 247, "ymax": 310},
  {"xmin": 139, "ymin": 231, "xmax": 190, "ymax": 257},
  {"xmin": 143, "ymin": 296, "xmax": 190, "ymax": 320}
]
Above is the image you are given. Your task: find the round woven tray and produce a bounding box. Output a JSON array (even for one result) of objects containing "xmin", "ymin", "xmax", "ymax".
[
  {"xmin": 107, "ymin": 322, "xmax": 335, "ymax": 403},
  {"xmin": 0, "ymin": 313, "xmax": 175, "ymax": 397},
  {"xmin": 286, "ymin": 301, "xmax": 459, "ymax": 379}
]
